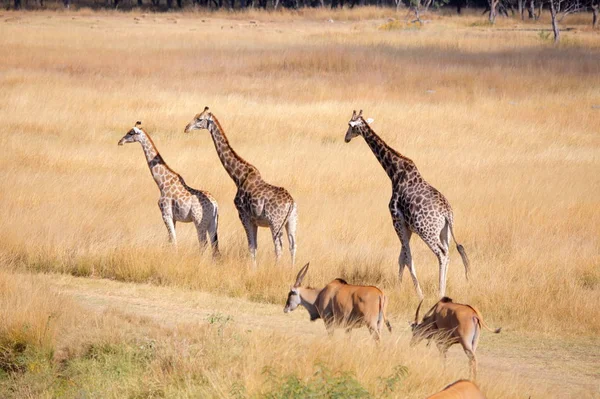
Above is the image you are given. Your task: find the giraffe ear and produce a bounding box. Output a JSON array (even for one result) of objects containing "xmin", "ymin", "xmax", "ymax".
[{"xmin": 366, "ymin": 118, "xmax": 374, "ymax": 124}]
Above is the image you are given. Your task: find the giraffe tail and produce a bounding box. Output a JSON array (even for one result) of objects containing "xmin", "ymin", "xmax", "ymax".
[{"xmin": 447, "ymin": 217, "xmax": 470, "ymax": 281}]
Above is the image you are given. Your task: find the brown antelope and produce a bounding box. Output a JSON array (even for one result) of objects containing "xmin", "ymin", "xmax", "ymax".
[
  {"xmin": 410, "ymin": 297, "xmax": 501, "ymax": 379},
  {"xmin": 283, "ymin": 263, "xmax": 392, "ymax": 341},
  {"xmin": 425, "ymin": 380, "xmax": 486, "ymax": 399}
]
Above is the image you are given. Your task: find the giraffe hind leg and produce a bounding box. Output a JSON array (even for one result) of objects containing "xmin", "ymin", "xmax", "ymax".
[
  {"xmin": 271, "ymin": 225, "xmax": 283, "ymax": 262},
  {"xmin": 285, "ymin": 204, "xmax": 297, "ymax": 266},
  {"xmin": 208, "ymin": 207, "xmax": 220, "ymax": 258}
]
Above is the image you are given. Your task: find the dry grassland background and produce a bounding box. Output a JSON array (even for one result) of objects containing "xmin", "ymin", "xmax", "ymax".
[{"xmin": 0, "ymin": 8, "xmax": 599, "ymax": 398}]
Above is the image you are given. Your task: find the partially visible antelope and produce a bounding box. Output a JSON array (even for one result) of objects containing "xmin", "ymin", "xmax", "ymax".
[
  {"xmin": 283, "ymin": 263, "xmax": 392, "ymax": 341},
  {"xmin": 425, "ymin": 380, "xmax": 486, "ymax": 399},
  {"xmin": 410, "ymin": 297, "xmax": 501, "ymax": 379}
]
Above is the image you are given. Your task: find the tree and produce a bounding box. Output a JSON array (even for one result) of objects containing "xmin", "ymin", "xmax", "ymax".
[
  {"xmin": 591, "ymin": 0, "xmax": 599, "ymax": 28},
  {"xmin": 488, "ymin": 0, "xmax": 500, "ymax": 22},
  {"xmin": 547, "ymin": 0, "xmax": 586, "ymax": 43},
  {"xmin": 409, "ymin": 0, "xmax": 448, "ymax": 24}
]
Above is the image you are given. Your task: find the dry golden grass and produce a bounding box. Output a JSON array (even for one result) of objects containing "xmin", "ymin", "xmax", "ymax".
[
  {"xmin": 3, "ymin": 271, "xmax": 596, "ymax": 398},
  {"xmin": 0, "ymin": 8, "xmax": 599, "ymax": 397}
]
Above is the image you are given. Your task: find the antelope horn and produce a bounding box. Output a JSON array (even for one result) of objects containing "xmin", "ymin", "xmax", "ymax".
[
  {"xmin": 414, "ymin": 300, "xmax": 423, "ymax": 324},
  {"xmin": 294, "ymin": 262, "xmax": 310, "ymax": 287}
]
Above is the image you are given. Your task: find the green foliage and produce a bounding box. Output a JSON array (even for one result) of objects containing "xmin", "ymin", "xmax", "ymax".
[
  {"xmin": 378, "ymin": 365, "xmax": 409, "ymax": 396},
  {"xmin": 206, "ymin": 312, "xmax": 234, "ymax": 337},
  {"xmin": 261, "ymin": 364, "xmax": 370, "ymax": 399},
  {"xmin": 469, "ymin": 20, "xmax": 493, "ymax": 27},
  {"xmin": 537, "ymin": 30, "xmax": 552, "ymax": 42},
  {"xmin": 379, "ymin": 20, "xmax": 422, "ymax": 31}
]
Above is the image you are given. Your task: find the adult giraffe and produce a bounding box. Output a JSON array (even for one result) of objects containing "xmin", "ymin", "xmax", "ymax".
[
  {"xmin": 344, "ymin": 110, "xmax": 469, "ymax": 299},
  {"xmin": 118, "ymin": 122, "xmax": 219, "ymax": 256},
  {"xmin": 184, "ymin": 107, "xmax": 297, "ymax": 266}
]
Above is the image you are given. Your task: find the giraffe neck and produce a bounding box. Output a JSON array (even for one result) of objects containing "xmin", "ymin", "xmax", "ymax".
[
  {"xmin": 298, "ymin": 287, "xmax": 322, "ymax": 321},
  {"xmin": 359, "ymin": 125, "xmax": 416, "ymax": 185},
  {"xmin": 206, "ymin": 116, "xmax": 259, "ymax": 187},
  {"xmin": 138, "ymin": 132, "xmax": 182, "ymax": 193}
]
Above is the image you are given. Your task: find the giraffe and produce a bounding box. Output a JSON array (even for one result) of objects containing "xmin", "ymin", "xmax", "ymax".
[
  {"xmin": 118, "ymin": 121, "xmax": 219, "ymax": 256},
  {"xmin": 344, "ymin": 110, "xmax": 469, "ymax": 299},
  {"xmin": 184, "ymin": 107, "xmax": 297, "ymax": 266}
]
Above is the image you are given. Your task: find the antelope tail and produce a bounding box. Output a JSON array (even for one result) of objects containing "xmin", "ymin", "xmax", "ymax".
[
  {"xmin": 446, "ymin": 217, "xmax": 470, "ymax": 281},
  {"xmin": 470, "ymin": 305, "xmax": 502, "ymax": 334},
  {"xmin": 378, "ymin": 295, "xmax": 392, "ymax": 333}
]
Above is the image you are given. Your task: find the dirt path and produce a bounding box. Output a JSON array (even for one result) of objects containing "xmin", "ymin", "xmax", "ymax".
[{"xmin": 44, "ymin": 274, "xmax": 599, "ymax": 397}]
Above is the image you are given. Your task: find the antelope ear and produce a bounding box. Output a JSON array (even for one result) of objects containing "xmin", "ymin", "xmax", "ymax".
[
  {"xmin": 349, "ymin": 121, "xmax": 359, "ymax": 127},
  {"xmin": 366, "ymin": 118, "xmax": 374, "ymax": 124}
]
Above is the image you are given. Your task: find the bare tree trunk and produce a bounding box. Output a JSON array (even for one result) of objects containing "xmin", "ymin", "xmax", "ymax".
[
  {"xmin": 528, "ymin": 0, "xmax": 534, "ymax": 17},
  {"xmin": 63, "ymin": 0, "xmax": 70, "ymax": 8},
  {"xmin": 536, "ymin": 0, "xmax": 543, "ymax": 19},
  {"xmin": 593, "ymin": 4, "xmax": 599, "ymax": 28},
  {"xmin": 518, "ymin": 0, "xmax": 524, "ymax": 18},
  {"xmin": 14, "ymin": 0, "xmax": 21, "ymax": 9},
  {"xmin": 488, "ymin": 0, "xmax": 498, "ymax": 23},
  {"xmin": 549, "ymin": 0, "xmax": 560, "ymax": 43}
]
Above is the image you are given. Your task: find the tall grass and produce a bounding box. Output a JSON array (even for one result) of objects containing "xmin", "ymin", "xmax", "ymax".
[
  {"xmin": 0, "ymin": 271, "xmax": 570, "ymax": 398},
  {"xmin": 1, "ymin": 8, "xmax": 599, "ymax": 344}
]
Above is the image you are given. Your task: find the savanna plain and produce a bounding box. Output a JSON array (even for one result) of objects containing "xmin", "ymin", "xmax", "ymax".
[{"xmin": 1, "ymin": 8, "xmax": 599, "ymax": 398}]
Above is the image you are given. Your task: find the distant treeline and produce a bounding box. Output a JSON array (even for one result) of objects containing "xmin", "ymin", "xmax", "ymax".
[
  {"xmin": 0, "ymin": 0, "xmax": 559, "ymax": 13},
  {"xmin": 7, "ymin": 0, "xmax": 599, "ymax": 42}
]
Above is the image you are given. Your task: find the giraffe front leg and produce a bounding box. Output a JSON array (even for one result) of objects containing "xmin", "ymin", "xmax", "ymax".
[
  {"xmin": 394, "ymin": 220, "xmax": 423, "ymax": 299},
  {"xmin": 240, "ymin": 216, "xmax": 258, "ymax": 267},
  {"xmin": 159, "ymin": 200, "xmax": 177, "ymax": 245},
  {"xmin": 162, "ymin": 215, "xmax": 177, "ymax": 245}
]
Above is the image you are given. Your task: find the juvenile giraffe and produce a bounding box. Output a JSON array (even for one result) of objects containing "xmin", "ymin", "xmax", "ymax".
[
  {"xmin": 184, "ymin": 107, "xmax": 297, "ymax": 266},
  {"xmin": 118, "ymin": 122, "xmax": 219, "ymax": 256},
  {"xmin": 344, "ymin": 110, "xmax": 469, "ymax": 299}
]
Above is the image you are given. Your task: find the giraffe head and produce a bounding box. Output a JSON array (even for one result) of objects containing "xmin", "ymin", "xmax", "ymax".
[
  {"xmin": 118, "ymin": 121, "xmax": 146, "ymax": 146},
  {"xmin": 184, "ymin": 106, "xmax": 213, "ymax": 133},
  {"xmin": 344, "ymin": 110, "xmax": 374, "ymax": 143},
  {"xmin": 283, "ymin": 262, "xmax": 309, "ymax": 313}
]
